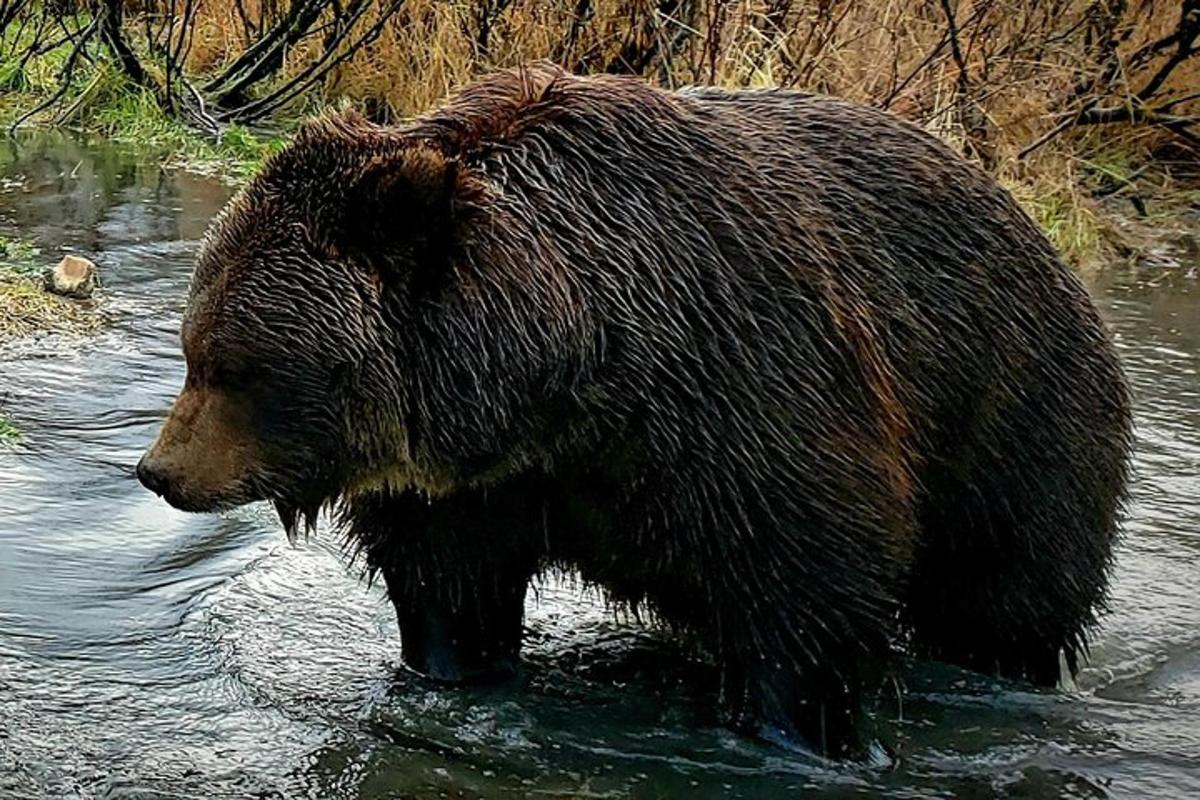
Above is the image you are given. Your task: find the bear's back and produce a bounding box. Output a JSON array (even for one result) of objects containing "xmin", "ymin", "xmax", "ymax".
[{"xmin": 408, "ymin": 67, "xmax": 1123, "ymax": 475}]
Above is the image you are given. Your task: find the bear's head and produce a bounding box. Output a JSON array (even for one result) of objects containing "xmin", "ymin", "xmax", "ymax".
[{"xmin": 137, "ymin": 109, "xmax": 591, "ymax": 535}]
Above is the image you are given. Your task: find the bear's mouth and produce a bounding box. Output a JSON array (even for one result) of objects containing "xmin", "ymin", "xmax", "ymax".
[{"xmin": 148, "ymin": 477, "xmax": 260, "ymax": 514}]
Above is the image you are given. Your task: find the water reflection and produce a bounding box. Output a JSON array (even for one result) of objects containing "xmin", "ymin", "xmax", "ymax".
[{"xmin": 0, "ymin": 133, "xmax": 1197, "ymax": 798}]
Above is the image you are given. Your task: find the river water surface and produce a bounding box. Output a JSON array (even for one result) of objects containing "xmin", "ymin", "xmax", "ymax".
[{"xmin": 1, "ymin": 134, "xmax": 1197, "ymax": 799}]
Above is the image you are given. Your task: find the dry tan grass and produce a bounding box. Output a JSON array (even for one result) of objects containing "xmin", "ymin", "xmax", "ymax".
[
  {"xmin": 174, "ymin": 1, "xmax": 1200, "ymax": 160},
  {"xmin": 181, "ymin": 1, "xmax": 1199, "ymax": 138},
  {"xmin": 168, "ymin": 0, "xmax": 1199, "ymax": 263},
  {"xmin": 0, "ymin": 271, "xmax": 102, "ymax": 340}
]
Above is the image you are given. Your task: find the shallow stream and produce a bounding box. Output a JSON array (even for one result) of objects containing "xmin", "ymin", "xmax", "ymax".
[{"xmin": 1, "ymin": 133, "xmax": 1197, "ymax": 798}]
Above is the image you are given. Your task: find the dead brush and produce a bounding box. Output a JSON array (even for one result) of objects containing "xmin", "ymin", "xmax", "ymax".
[{"xmin": 4, "ymin": 0, "xmax": 1196, "ymax": 262}]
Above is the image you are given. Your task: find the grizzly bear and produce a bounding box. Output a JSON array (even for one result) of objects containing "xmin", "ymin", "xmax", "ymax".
[{"xmin": 138, "ymin": 63, "xmax": 1131, "ymax": 757}]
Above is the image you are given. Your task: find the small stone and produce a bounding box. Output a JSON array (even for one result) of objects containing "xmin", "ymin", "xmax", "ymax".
[{"xmin": 44, "ymin": 254, "xmax": 98, "ymax": 299}]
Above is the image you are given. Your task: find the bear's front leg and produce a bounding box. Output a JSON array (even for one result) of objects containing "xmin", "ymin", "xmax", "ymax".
[
  {"xmin": 346, "ymin": 485, "xmax": 546, "ymax": 684},
  {"xmin": 384, "ymin": 559, "xmax": 530, "ymax": 683}
]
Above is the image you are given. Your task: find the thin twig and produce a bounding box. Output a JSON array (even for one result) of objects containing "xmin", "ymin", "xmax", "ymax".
[
  {"xmin": 222, "ymin": 0, "xmax": 405, "ymax": 123},
  {"xmin": 202, "ymin": 0, "xmax": 329, "ymax": 99},
  {"xmin": 8, "ymin": 15, "xmax": 99, "ymax": 134},
  {"xmin": 1017, "ymin": 98, "xmax": 1099, "ymax": 159}
]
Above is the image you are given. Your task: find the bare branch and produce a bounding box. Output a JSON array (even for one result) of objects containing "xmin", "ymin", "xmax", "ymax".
[
  {"xmin": 202, "ymin": 0, "xmax": 330, "ymax": 102},
  {"xmin": 8, "ymin": 15, "xmax": 99, "ymax": 134},
  {"xmin": 1133, "ymin": 2, "xmax": 1199, "ymax": 103},
  {"xmin": 221, "ymin": 0, "xmax": 406, "ymax": 123},
  {"xmin": 95, "ymin": 0, "xmax": 151, "ymax": 89}
]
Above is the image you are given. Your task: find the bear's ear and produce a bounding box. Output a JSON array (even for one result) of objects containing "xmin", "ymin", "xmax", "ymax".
[{"xmin": 332, "ymin": 144, "xmax": 484, "ymax": 293}]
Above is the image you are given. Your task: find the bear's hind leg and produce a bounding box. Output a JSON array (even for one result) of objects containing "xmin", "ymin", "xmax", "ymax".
[
  {"xmin": 905, "ymin": 452, "xmax": 1122, "ymax": 686},
  {"xmin": 905, "ymin": 328, "xmax": 1128, "ymax": 686}
]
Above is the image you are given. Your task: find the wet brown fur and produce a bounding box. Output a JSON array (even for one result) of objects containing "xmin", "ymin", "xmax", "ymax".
[{"xmin": 139, "ymin": 63, "xmax": 1132, "ymax": 757}]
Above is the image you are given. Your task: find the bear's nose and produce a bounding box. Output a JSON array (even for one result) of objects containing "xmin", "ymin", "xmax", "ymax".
[{"xmin": 136, "ymin": 454, "xmax": 170, "ymax": 497}]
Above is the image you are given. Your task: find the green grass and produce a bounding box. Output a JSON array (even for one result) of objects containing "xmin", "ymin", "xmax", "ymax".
[
  {"xmin": 0, "ymin": 17, "xmax": 80, "ymax": 122},
  {"xmin": 1003, "ymin": 177, "xmax": 1107, "ymax": 266},
  {"xmin": 1, "ymin": 22, "xmax": 286, "ymax": 183},
  {"xmin": 1081, "ymin": 150, "xmax": 1138, "ymax": 187},
  {"xmin": 73, "ymin": 67, "xmax": 287, "ymax": 181},
  {"xmin": 0, "ymin": 236, "xmax": 41, "ymax": 275},
  {"xmin": 0, "ymin": 57, "xmax": 31, "ymax": 93},
  {"xmin": 2, "ymin": 75, "xmax": 286, "ymax": 181},
  {"xmin": 1027, "ymin": 192, "xmax": 1104, "ymax": 263},
  {"xmin": 0, "ymin": 415, "xmax": 18, "ymax": 444}
]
